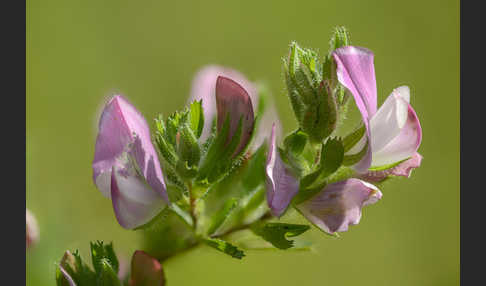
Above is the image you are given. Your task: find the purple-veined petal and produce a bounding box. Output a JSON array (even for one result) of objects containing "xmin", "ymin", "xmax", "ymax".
[
  {"xmin": 369, "ymin": 86, "xmax": 410, "ymax": 153},
  {"xmin": 360, "ymin": 152, "xmax": 423, "ymax": 182},
  {"xmin": 333, "ymin": 46, "xmax": 377, "ymax": 172},
  {"xmin": 265, "ymin": 123, "xmax": 299, "ymax": 217},
  {"xmin": 215, "ymin": 76, "xmax": 255, "ymax": 157},
  {"xmin": 188, "ymin": 65, "xmax": 258, "ymax": 140},
  {"xmin": 92, "ymin": 95, "xmax": 168, "ymax": 201},
  {"xmin": 110, "ymin": 153, "xmax": 167, "ymax": 229},
  {"xmin": 59, "ymin": 265, "xmax": 76, "ymax": 286},
  {"xmin": 130, "ymin": 250, "xmax": 166, "ymax": 286},
  {"xmin": 26, "ymin": 209, "xmax": 39, "ymax": 249},
  {"xmin": 371, "ymin": 90, "xmax": 422, "ymax": 167},
  {"xmin": 297, "ymin": 179, "xmax": 382, "ymax": 235}
]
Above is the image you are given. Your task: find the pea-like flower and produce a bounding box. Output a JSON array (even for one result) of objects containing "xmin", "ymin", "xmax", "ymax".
[
  {"xmin": 265, "ymin": 123, "xmax": 300, "ymax": 217},
  {"xmin": 92, "ymin": 95, "xmax": 169, "ymax": 229},
  {"xmin": 188, "ymin": 65, "xmax": 281, "ymax": 148},
  {"xmin": 296, "ymin": 179, "xmax": 382, "ymax": 235},
  {"xmin": 333, "ymin": 46, "xmax": 423, "ymax": 178}
]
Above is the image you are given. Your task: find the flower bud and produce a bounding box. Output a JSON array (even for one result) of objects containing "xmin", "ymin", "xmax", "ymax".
[
  {"xmin": 130, "ymin": 250, "xmax": 166, "ymax": 286},
  {"xmin": 284, "ymin": 42, "xmax": 338, "ymax": 143}
]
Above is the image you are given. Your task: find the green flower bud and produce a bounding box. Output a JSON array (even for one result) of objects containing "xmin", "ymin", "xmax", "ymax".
[{"xmin": 283, "ymin": 42, "xmax": 338, "ymax": 143}]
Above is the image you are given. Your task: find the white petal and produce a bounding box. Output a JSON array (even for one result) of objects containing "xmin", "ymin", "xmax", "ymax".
[{"xmin": 369, "ymin": 87, "xmax": 409, "ymax": 153}]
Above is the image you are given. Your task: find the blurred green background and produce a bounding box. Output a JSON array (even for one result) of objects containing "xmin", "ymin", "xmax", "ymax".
[{"xmin": 26, "ymin": 0, "xmax": 459, "ymax": 285}]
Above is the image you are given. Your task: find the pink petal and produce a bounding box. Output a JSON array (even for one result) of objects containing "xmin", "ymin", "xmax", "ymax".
[
  {"xmin": 333, "ymin": 46, "xmax": 377, "ymax": 120},
  {"xmin": 371, "ymin": 97, "xmax": 422, "ymax": 167},
  {"xmin": 215, "ymin": 76, "xmax": 255, "ymax": 157},
  {"xmin": 297, "ymin": 179, "xmax": 382, "ymax": 235},
  {"xmin": 333, "ymin": 46, "xmax": 378, "ymax": 172},
  {"xmin": 130, "ymin": 250, "xmax": 165, "ymax": 286},
  {"xmin": 92, "ymin": 95, "xmax": 168, "ymax": 201},
  {"xmin": 361, "ymin": 152, "xmax": 423, "ymax": 182},
  {"xmin": 265, "ymin": 123, "xmax": 300, "ymax": 217},
  {"xmin": 110, "ymin": 162, "xmax": 167, "ymax": 229}
]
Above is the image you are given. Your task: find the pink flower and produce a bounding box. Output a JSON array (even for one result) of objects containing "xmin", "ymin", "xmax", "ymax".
[
  {"xmin": 92, "ymin": 95, "xmax": 169, "ymax": 229},
  {"xmin": 333, "ymin": 47, "xmax": 422, "ymax": 178}
]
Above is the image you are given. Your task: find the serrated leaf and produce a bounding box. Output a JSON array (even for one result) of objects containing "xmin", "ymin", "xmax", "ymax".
[
  {"xmin": 320, "ymin": 137, "xmax": 344, "ymax": 175},
  {"xmin": 251, "ymin": 222, "xmax": 311, "ymax": 250},
  {"xmin": 189, "ymin": 100, "xmax": 204, "ymax": 139},
  {"xmin": 225, "ymin": 229, "xmax": 312, "ymax": 251},
  {"xmin": 204, "ymin": 238, "xmax": 245, "ymax": 259},
  {"xmin": 154, "ymin": 131, "xmax": 178, "ymax": 167}
]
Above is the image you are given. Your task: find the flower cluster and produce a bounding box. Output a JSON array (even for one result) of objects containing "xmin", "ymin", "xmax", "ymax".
[
  {"xmin": 90, "ymin": 27, "xmax": 422, "ymax": 246},
  {"xmin": 57, "ymin": 27, "xmax": 423, "ymax": 285}
]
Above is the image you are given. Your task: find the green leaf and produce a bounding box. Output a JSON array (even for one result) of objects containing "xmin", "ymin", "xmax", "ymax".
[
  {"xmin": 207, "ymin": 198, "xmax": 238, "ymax": 236},
  {"xmin": 283, "ymin": 129, "xmax": 308, "ymax": 156},
  {"xmin": 189, "ymin": 100, "xmax": 204, "ymax": 139},
  {"xmin": 241, "ymin": 143, "xmax": 267, "ymax": 190},
  {"xmin": 57, "ymin": 250, "xmax": 97, "ymax": 286},
  {"xmin": 368, "ymin": 156, "xmax": 411, "ymax": 171},
  {"xmin": 320, "ymin": 137, "xmax": 344, "ymax": 176},
  {"xmin": 224, "ymin": 229, "xmax": 312, "ymax": 251},
  {"xmin": 176, "ymin": 123, "xmax": 201, "ymax": 168},
  {"xmin": 204, "ymin": 238, "xmax": 245, "ymax": 259},
  {"xmin": 96, "ymin": 259, "xmax": 121, "ymax": 286},
  {"xmin": 329, "ymin": 26, "xmax": 350, "ymax": 52},
  {"xmin": 197, "ymin": 115, "xmax": 246, "ymax": 184},
  {"xmin": 90, "ymin": 241, "xmax": 119, "ymax": 275},
  {"xmin": 342, "ymin": 125, "xmax": 366, "ymax": 152},
  {"xmin": 251, "ymin": 222, "xmax": 311, "ymax": 250},
  {"xmin": 343, "ymin": 141, "xmax": 369, "ymax": 166},
  {"xmin": 169, "ymin": 203, "xmax": 194, "ymax": 228}
]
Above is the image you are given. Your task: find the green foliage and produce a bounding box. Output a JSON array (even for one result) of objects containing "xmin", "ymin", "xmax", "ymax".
[
  {"xmin": 196, "ymin": 115, "xmax": 246, "ymax": 184},
  {"xmin": 283, "ymin": 129, "xmax": 308, "ymax": 157},
  {"xmin": 189, "ymin": 100, "xmax": 204, "ymax": 139},
  {"xmin": 294, "ymin": 137, "xmax": 344, "ymax": 204},
  {"xmin": 343, "ymin": 125, "xmax": 366, "ymax": 152},
  {"xmin": 204, "ymin": 238, "xmax": 246, "ymax": 259},
  {"xmin": 91, "ymin": 241, "xmax": 119, "ymax": 275},
  {"xmin": 343, "ymin": 141, "xmax": 369, "ymax": 166},
  {"xmin": 195, "ymin": 143, "xmax": 268, "ymax": 237},
  {"xmin": 206, "ymin": 198, "xmax": 238, "ymax": 236},
  {"xmin": 251, "ymin": 222, "xmax": 311, "ymax": 250},
  {"xmin": 224, "ymin": 229, "xmax": 312, "ymax": 251},
  {"xmin": 56, "ymin": 242, "xmax": 122, "ymax": 286}
]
